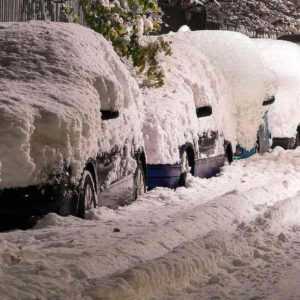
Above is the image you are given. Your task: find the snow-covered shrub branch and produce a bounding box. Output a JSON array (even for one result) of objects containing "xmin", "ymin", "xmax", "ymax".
[{"xmin": 80, "ymin": 0, "xmax": 172, "ymax": 87}]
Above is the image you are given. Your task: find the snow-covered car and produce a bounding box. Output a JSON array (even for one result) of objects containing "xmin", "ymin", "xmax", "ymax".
[
  {"xmin": 143, "ymin": 35, "xmax": 236, "ymax": 189},
  {"xmin": 142, "ymin": 30, "xmax": 274, "ymax": 189},
  {"xmin": 255, "ymin": 39, "xmax": 300, "ymax": 149},
  {"xmin": 174, "ymin": 30, "xmax": 276, "ymax": 156},
  {"xmin": 0, "ymin": 22, "xmax": 147, "ymax": 218}
]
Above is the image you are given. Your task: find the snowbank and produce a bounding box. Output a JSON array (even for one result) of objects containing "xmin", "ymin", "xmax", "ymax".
[
  {"xmin": 173, "ymin": 30, "xmax": 271, "ymax": 149},
  {"xmin": 0, "ymin": 22, "xmax": 143, "ymax": 189},
  {"xmin": 1, "ymin": 149, "xmax": 300, "ymax": 299},
  {"xmin": 254, "ymin": 39, "xmax": 300, "ymax": 138},
  {"xmin": 142, "ymin": 36, "xmax": 236, "ymax": 164}
]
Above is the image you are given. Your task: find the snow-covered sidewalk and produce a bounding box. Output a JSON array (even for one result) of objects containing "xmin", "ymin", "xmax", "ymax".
[{"xmin": 1, "ymin": 148, "xmax": 300, "ymax": 299}]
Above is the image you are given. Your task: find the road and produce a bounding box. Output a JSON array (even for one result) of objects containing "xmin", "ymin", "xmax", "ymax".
[{"xmin": 1, "ymin": 147, "xmax": 300, "ymax": 299}]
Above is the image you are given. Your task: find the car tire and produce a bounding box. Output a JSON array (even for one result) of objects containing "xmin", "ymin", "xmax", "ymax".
[
  {"xmin": 133, "ymin": 162, "xmax": 146, "ymax": 201},
  {"xmin": 225, "ymin": 144, "xmax": 233, "ymax": 165},
  {"xmin": 78, "ymin": 170, "xmax": 97, "ymax": 218}
]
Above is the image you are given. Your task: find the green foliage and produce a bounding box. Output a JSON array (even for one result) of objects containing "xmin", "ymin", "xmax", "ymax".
[{"xmin": 79, "ymin": 0, "xmax": 172, "ymax": 87}]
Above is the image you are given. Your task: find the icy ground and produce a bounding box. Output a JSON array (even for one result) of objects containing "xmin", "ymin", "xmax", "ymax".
[{"xmin": 1, "ymin": 148, "xmax": 300, "ymax": 299}]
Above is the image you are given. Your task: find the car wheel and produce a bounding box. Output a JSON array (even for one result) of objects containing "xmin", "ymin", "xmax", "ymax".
[
  {"xmin": 224, "ymin": 145, "xmax": 233, "ymax": 165},
  {"xmin": 179, "ymin": 150, "xmax": 191, "ymax": 186},
  {"xmin": 78, "ymin": 170, "xmax": 97, "ymax": 218},
  {"xmin": 133, "ymin": 163, "xmax": 146, "ymax": 200}
]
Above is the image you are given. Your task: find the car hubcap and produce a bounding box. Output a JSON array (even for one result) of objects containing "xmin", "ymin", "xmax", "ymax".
[{"xmin": 85, "ymin": 182, "xmax": 94, "ymax": 210}]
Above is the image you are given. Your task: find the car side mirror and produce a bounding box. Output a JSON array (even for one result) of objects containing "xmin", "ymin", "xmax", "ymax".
[
  {"xmin": 101, "ymin": 110, "xmax": 120, "ymax": 120},
  {"xmin": 196, "ymin": 105, "xmax": 212, "ymax": 118},
  {"xmin": 263, "ymin": 96, "xmax": 275, "ymax": 106}
]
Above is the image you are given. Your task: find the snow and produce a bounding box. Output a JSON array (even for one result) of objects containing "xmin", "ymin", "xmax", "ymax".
[
  {"xmin": 173, "ymin": 30, "xmax": 272, "ymax": 149},
  {"xmin": 0, "ymin": 21, "xmax": 143, "ymax": 189},
  {"xmin": 254, "ymin": 39, "xmax": 300, "ymax": 138},
  {"xmin": 142, "ymin": 34, "xmax": 236, "ymax": 164},
  {"xmin": 1, "ymin": 149, "xmax": 300, "ymax": 299}
]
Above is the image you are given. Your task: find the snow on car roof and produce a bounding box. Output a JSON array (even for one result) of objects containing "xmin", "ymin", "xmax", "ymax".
[
  {"xmin": 254, "ymin": 39, "xmax": 300, "ymax": 138},
  {"xmin": 0, "ymin": 22, "xmax": 142, "ymax": 189},
  {"xmin": 174, "ymin": 30, "xmax": 270, "ymax": 149}
]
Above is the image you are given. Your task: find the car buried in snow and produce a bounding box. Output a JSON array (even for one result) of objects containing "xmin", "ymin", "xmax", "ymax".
[
  {"xmin": 142, "ymin": 30, "xmax": 274, "ymax": 189},
  {"xmin": 142, "ymin": 35, "xmax": 236, "ymax": 189},
  {"xmin": 175, "ymin": 30, "xmax": 276, "ymax": 159},
  {"xmin": 0, "ymin": 22, "xmax": 147, "ymax": 219},
  {"xmin": 255, "ymin": 39, "xmax": 300, "ymax": 150}
]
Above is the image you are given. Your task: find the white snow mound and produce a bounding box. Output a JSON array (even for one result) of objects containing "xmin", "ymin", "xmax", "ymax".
[{"xmin": 0, "ymin": 22, "xmax": 143, "ymax": 189}]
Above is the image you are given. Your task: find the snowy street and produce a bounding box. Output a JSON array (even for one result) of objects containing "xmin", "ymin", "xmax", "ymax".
[{"xmin": 1, "ymin": 148, "xmax": 300, "ymax": 299}]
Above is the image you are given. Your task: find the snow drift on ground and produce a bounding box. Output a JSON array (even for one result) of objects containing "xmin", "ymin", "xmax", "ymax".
[
  {"xmin": 0, "ymin": 21, "xmax": 143, "ymax": 189},
  {"xmin": 255, "ymin": 39, "xmax": 300, "ymax": 138},
  {"xmin": 173, "ymin": 30, "xmax": 273, "ymax": 150},
  {"xmin": 1, "ymin": 149, "xmax": 300, "ymax": 299},
  {"xmin": 142, "ymin": 35, "xmax": 236, "ymax": 164}
]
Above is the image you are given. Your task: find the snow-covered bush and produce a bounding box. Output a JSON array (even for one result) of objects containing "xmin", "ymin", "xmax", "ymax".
[
  {"xmin": 0, "ymin": 22, "xmax": 144, "ymax": 189},
  {"xmin": 80, "ymin": 0, "xmax": 172, "ymax": 87}
]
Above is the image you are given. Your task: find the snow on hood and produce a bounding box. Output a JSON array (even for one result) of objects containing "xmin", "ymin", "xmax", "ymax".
[
  {"xmin": 0, "ymin": 22, "xmax": 143, "ymax": 189},
  {"xmin": 254, "ymin": 39, "xmax": 300, "ymax": 138},
  {"xmin": 142, "ymin": 35, "xmax": 235, "ymax": 164},
  {"xmin": 174, "ymin": 30, "xmax": 270, "ymax": 149}
]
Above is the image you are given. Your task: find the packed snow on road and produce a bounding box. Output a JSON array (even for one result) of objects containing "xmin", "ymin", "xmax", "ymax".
[{"xmin": 1, "ymin": 147, "xmax": 300, "ymax": 299}]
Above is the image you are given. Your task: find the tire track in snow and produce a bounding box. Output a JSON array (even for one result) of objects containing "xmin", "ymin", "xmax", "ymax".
[{"xmin": 85, "ymin": 188, "xmax": 300, "ymax": 299}]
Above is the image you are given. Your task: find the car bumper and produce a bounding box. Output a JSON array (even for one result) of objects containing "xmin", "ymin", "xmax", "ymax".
[{"xmin": 147, "ymin": 164, "xmax": 181, "ymax": 190}]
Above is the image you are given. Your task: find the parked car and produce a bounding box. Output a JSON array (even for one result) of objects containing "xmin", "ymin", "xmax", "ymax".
[
  {"xmin": 254, "ymin": 39, "xmax": 300, "ymax": 149},
  {"xmin": 142, "ymin": 35, "xmax": 237, "ymax": 189},
  {"xmin": 0, "ymin": 22, "xmax": 147, "ymax": 218},
  {"xmin": 174, "ymin": 30, "xmax": 276, "ymax": 158}
]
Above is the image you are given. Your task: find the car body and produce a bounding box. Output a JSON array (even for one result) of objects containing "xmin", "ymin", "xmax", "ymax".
[
  {"xmin": 142, "ymin": 34, "xmax": 236, "ymax": 189},
  {"xmin": 142, "ymin": 30, "xmax": 274, "ymax": 189},
  {"xmin": 175, "ymin": 30, "xmax": 276, "ymax": 156},
  {"xmin": 254, "ymin": 39, "xmax": 300, "ymax": 149},
  {"xmin": 0, "ymin": 22, "xmax": 147, "ymax": 218}
]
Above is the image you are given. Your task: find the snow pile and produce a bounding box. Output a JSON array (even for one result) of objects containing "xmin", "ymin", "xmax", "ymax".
[
  {"xmin": 1, "ymin": 149, "xmax": 300, "ymax": 299},
  {"xmin": 142, "ymin": 35, "xmax": 236, "ymax": 164},
  {"xmin": 255, "ymin": 39, "xmax": 300, "ymax": 138},
  {"xmin": 174, "ymin": 30, "xmax": 271, "ymax": 149},
  {"xmin": 0, "ymin": 21, "xmax": 143, "ymax": 189}
]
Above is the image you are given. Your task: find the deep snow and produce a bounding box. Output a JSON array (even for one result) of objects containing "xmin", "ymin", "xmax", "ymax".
[
  {"xmin": 1, "ymin": 148, "xmax": 300, "ymax": 299},
  {"xmin": 0, "ymin": 22, "xmax": 143, "ymax": 189}
]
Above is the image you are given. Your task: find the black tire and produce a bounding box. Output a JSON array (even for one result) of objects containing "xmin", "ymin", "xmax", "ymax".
[
  {"xmin": 78, "ymin": 170, "xmax": 97, "ymax": 218},
  {"xmin": 133, "ymin": 163, "xmax": 146, "ymax": 201},
  {"xmin": 225, "ymin": 144, "xmax": 233, "ymax": 165}
]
